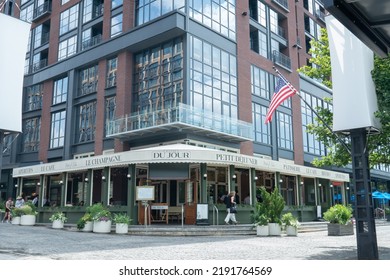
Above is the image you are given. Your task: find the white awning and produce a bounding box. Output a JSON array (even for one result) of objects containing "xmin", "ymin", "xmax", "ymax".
[{"xmin": 12, "ymin": 144, "xmax": 350, "ymax": 182}]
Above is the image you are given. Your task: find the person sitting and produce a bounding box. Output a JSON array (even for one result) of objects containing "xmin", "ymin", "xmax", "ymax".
[{"xmin": 15, "ymin": 196, "xmax": 25, "ymax": 208}]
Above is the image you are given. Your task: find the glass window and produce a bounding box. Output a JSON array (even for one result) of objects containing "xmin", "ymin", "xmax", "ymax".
[
  {"xmin": 50, "ymin": 111, "xmax": 66, "ymax": 148},
  {"xmin": 136, "ymin": 0, "xmax": 185, "ymax": 26},
  {"xmin": 62, "ymin": 0, "xmax": 70, "ymax": 4},
  {"xmin": 77, "ymin": 101, "xmax": 97, "ymax": 143},
  {"xmin": 106, "ymin": 57, "xmax": 118, "ymax": 87},
  {"xmin": 22, "ymin": 117, "xmax": 41, "ymax": 152},
  {"xmin": 53, "ymin": 77, "xmax": 68, "ymax": 104},
  {"xmin": 258, "ymin": 1, "xmax": 266, "ymax": 27},
  {"xmin": 133, "ymin": 38, "xmax": 183, "ymax": 113},
  {"xmin": 251, "ymin": 65, "xmax": 270, "ymax": 99},
  {"xmin": 269, "ymin": 9, "xmax": 278, "ymax": 35},
  {"xmin": 111, "ymin": 13, "xmax": 123, "ymax": 37},
  {"xmin": 59, "ymin": 4, "xmax": 79, "ymax": 35},
  {"xmin": 20, "ymin": 4, "xmax": 34, "ymax": 22},
  {"xmin": 277, "ymin": 111, "xmax": 293, "ymax": 150},
  {"xmin": 105, "ymin": 96, "xmax": 116, "ymax": 136},
  {"xmin": 66, "ymin": 172, "xmax": 88, "ymax": 206},
  {"xmin": 188, "ymin": 0, "xmax": 236, "ymax": 40},
  {"xmin": 79, "ymin": 65, "xmax": 98, "ymax": 96},
  {"xmin": 301, "ymin": 91, "xmax": 328, "ymax": 155},
  {"xmin": 189, "ymin": 35, "xmax": 237, "ymax": 117},
  {"xmin": 252, "ymin": 103, "xmax": 270, "ymax": 144},
  {"xmin": 58, "ymin": 35, "xmax": 77, "ymax": 60},
  {"xmin": 112, "ymin": 0, "xmax": 123, "ymax": 9},
  {"xmin": 25, "ymin": 84, "xmax": 43, "ymax": 111}
]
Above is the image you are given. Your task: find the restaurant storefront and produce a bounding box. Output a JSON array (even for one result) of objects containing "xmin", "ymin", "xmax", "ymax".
[{"xmin": 12, "ymin": 144, "xmax": 350, "ymax": 224}]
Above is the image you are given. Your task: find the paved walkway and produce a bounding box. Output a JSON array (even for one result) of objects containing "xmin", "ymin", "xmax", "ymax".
[{"xmin": 1, "ymin": 221, "xmax": 390, "ymax": 260}]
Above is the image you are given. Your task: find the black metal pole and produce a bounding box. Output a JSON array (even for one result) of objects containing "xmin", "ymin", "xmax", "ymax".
[{"xmin": 350, "ymin": 128, "xmax": 378, "ymax": 259}]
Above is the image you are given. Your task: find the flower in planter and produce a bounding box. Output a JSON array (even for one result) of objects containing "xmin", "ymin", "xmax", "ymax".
[
  {"xmin": 93, "ymin": 209, "xmax": 112, "ymax": 222},
  {"xmin": 49, "ymin": 212, "xmax": 68, "ymax": 223}
]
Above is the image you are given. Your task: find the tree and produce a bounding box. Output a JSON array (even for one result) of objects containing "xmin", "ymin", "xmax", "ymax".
[
  {"xmin": 298, "ymin": 29, "xmax": 390, "ymax": 168},
  {"xmin": 298, "ymin": 28, "xmax": 332, "ymax": 88}
]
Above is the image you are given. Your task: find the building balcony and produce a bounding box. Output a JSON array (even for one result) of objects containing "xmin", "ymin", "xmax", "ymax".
[
  {"xmin": 272, "ymin": 0, "xmax": 289, "ymax": 11},
  {"xmin": 27, "ymin": 59, "xmax": 48, "ymax": 74},
  {"xmin": 32, "ymin": 1, "xmax": 51, "ymax": 22},
  {"xmin": 106, "ymin": 103, "xmax": 253, "ymax": 143},
  {"xmin": 81, "ymin": 34, "xmax": 103, "ymax": 51},
  {"xmin": 273, "ymin": 50, "xmax": 291, "ymax": 71}
]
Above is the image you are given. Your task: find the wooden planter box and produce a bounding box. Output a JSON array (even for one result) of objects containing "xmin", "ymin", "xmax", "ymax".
[{"xmin": 327, "ymin": 223, "xmax": 354, "ymax": 236}]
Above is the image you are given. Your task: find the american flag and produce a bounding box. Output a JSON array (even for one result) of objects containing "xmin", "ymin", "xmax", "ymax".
[{"xmin": 265, "ymin": 77, "xmax": 297, "ymax": 124}]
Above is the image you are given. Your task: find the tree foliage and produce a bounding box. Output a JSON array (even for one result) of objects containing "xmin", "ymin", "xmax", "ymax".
[
  {"xmin": 298, "ymin": 29, "xmax": 390, "ymax": 168},
  {"xmin": 298, "ymin": 28, "xmax": 332, "ymax": 88}
]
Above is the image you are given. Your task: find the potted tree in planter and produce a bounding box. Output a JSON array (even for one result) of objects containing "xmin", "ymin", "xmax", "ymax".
[
  {"xmin": 281, "ymin": 212, "xmax": 300, "ymax": 236},
  {"xmin": 113, "ymin": 213, "xmax": 132, "ymax": 234},
  {"xmin": 251, "ymin": 200, "xmax": 269, "ymax": 236},
  {"xmin": 90, "ymin": 203, "xmax": 112, "ymax": 233},
  {"xmin": 49, "ymin": 211, "xmax": 67, "ymax": 229},
  {"xmin": 265, "ymin": 187, "xmax": 285, "ymax": 236},
  {"xmin": 323, "ymin": 204, "xmax": 354, "ymax": 236},
  {"xmin": 20, "ymin": 202, "xmax": 38, "ymax": 226}
]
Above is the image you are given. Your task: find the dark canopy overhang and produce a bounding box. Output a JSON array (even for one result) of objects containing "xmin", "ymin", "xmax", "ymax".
[{"xmin": 324, "ymin": 0, "xmax": 390, "ymax": 58}]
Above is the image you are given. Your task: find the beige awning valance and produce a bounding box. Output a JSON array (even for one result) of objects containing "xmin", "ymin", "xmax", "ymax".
[{"xmin": 12, "ymin": 144, "xmax": 350, "ymax": 182}]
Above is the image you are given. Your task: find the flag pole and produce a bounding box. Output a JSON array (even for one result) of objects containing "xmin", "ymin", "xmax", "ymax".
[{"xmin": 272, "ymin": 66, "xmax": 351, "ymax": 155}]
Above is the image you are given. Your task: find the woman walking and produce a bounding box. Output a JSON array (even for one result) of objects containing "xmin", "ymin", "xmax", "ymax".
[{"xmin": 224, "ymin": 191, "xmax": 238, "ymax": 225}]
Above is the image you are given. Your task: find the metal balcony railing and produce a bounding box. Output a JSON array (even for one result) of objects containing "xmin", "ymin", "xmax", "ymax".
[
  {"xmin": 32, "ymin": 1, "xmax": 51, "ymax": 22},
  {"xmin": 107, "ymin": 103, "xmax": 253, "ymax": 142},
  {"xmin": 81, "ymin": 34, "xmax": 103, "ymax": 51},
  {"xmin": 272, "ymin": 0, "xmax": 288, "ymax": 10},
  {"xmin": 29, "ymin": 59, "xmax": 48, "ymax": 74},
  {"xmin": 273, "ymin": 50, "xmax": 291, "ymax": 70}
]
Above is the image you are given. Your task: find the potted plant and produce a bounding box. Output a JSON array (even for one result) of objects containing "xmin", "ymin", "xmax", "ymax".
[
  {"xmin": 113, "ymin": 212, "xmax": 132, "ymax": 234},
  {"xmin": 49, "ymin": 211, "xmax": 67, "ymax": 229},
  {"xmin": 20, "ymin": 202, "xmax": 38, "ymax": 226},
  {"xmin": 89, "ymin": 203, "xmax": 112, "ymax": 233},
  {"xmin": 11, "ymin": 207, "xmax": 24, "ymax": 225},
  {"xmin": 76, "ymin": 213, "xmax": 93, "ymax": 232},
  {"xmin": 281, "ymin": 212, "xmax": 300, "ymax": 236},
  {"xmin": 251, "ymin": 192, "xmax": 270, "ymax": 236},
  {"xmin": 323, "ymin": 204, "xmax": 354, "ymax": 236},
  {"xmin": 261, "ymin": 186, "xmax": 285, "ymax": 236}
]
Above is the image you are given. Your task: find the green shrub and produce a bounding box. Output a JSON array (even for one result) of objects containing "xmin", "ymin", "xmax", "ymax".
[
  {"xmin": 113, "ymin": 213, "xmax": 132, "ymax": 225},
  {"xmin": 323, "ymin": 204, "xmax": 353, "ymax": 225},
  {"xmin": 281, "ymin": 212, "xmax": 300, "ymax": 229}
]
